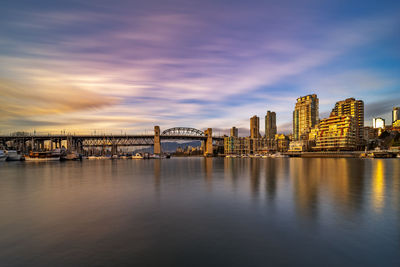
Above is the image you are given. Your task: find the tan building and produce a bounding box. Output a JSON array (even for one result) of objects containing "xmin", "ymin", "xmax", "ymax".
[
  {"xmin": 275, "ymin": 134, "xmax": 290, "ymax": 152},
  {"xmin": 250, "ymin": 115, "xmax": 260, "ymax": 138},
  {"xmin": 314, "ymin": 115, "xmax": 357, "ymax": 151},
  {"xmin": 293, "ymin": 94, "xmax": 319, "ymax": 141},
  {"xmin": 393, "ymin": 107, "xmax": 400, "ymax": 124},
  {"xmin": 364, "ymin": 126, "xmax": 378, "ymax": 141},
  {"xmin": 308, "ymin": 126, "xmax": 319, "ymax": 141},
  {"xmin": 288, "ymin": 141, "xmax": 308, "ymax": 152},
  {"xmin": 230, "ymin": 126, "xmax": 238, "ymax": 137},
  {"xmin": 224, "ymin": 136, "xmax": 246, "ymax": 155},
  {"xmin": 224, "ymin": 136, "xmax": 275, "ymax": 155},
  {"xmin": 330, "ymin": 98, "xmax": 364, "ymax": 144},
  {"xmin": 265, "ymin": 111, "xmax": 277, "ymax": 139}
]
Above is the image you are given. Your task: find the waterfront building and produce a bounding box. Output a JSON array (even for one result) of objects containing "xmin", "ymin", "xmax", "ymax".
[
  {"xmin": 265, "ymin": 111, "xmax": 277, "ymax": 139},
  {"xmin": 393, "ymin": 107, "xmax": 400, "ymax": 124},
  {"xmin": 308, "ymin": 126, "xmax": 319, "ymax": 141},
  {"xmin": 230, "ymin": 127, "xmax": 238, "ymax": 137},
  {"xmin": 288, "ymin": 141, "xmax": 309, "ymax": 152},
  {"xmin": 224, "ymin": 136, "xmax": 244, "ymax": 155},
  {"xmin": 293, "ymin": 94, "xmax": 319, "ymax": 141},
  {"xmin": 275, "ymin": 134, "xmax": 290, "ymax": 152},
  {"xmin": 373, "ymin": 117, "xmax": 385, "ymax": 129},
  {"xmin": 314, "ymin": 115, "xmax": 356, "ymax": 151},
  {"xmin": 250, "ymin": 115, "xmax": 260, "ymax": 138},
  {"xmin": 364, "ymin": 126, "xmax": 378, "ymax": 141},
  {"xmin": 224, "ymin": 136, "xmax": 275, "ymax": 155},
  {"xmin": 330, "ymin": 98, "xmax": 364, "ymax": 143}
]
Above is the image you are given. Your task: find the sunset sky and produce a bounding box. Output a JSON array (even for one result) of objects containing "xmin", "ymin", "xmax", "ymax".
[{"xmin": 1, "ymin": 0, "xmax": 399, "ymax": 135}]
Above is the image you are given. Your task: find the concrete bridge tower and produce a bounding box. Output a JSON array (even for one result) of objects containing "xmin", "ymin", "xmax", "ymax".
[
  {"xmin": 154, "ymin": 126, "xmax": 161, "ymax": 155},
  {"xmin": 204, "ymin": 128, "xmax": 213, "ymax": 157}
]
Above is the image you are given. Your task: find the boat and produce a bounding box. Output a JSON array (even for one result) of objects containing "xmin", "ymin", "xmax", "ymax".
[
  {"xmin": 131, "ymin": 153, "xmax": 144, "ymax": 159},
  {"xmin": 6, "ymin": 150, "xmax": 22, "ymax": 161},
  {"xmin": 271, "ymin": 153, "xmax": 288, "ymax": 158},
  {"xmin": 0, "ymin": 150, "xmax": 7, "ymax": 162},
  {"xmin": 88, "ymin": 155, "xmax": 110, "ymax": 160},
  {"xmin": 25, "ymin": 151, "xmax": 60, "ymax": 161},
  {"xmin": 61, "ymin": 151, "xmax": 81, "ymax": 160}
]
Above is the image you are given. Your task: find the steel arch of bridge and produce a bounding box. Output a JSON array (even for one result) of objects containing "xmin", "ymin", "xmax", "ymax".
[{"xmin": 162, "ymin": 127, "xmax": 205, "ymax": 136}]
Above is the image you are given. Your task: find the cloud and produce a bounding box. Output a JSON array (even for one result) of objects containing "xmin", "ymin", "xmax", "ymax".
[
  {"xmin": 0, "ymin": 79, "xmax": 118, "ymax": 122},
  {"xmin": 364, "ymin": 97, "xmax": 400, "ymax": 123},
  {"xmin": 0, "ymin": 2, "xmax": 399, "ymax": 132}
]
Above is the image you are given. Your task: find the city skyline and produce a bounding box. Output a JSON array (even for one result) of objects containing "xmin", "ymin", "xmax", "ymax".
[{"xmin": 1, "ymin": 0, "xmax": 400, "ymax": 134}]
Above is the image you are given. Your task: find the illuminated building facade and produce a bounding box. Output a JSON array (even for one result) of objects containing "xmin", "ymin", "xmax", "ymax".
[
  {"xmin": 223, "ymin": 136, "xmax": 274, "ymax": 155},
  {"xmin": 393, "ymin": 107, "xmax": 400, "ymax": 124},
  {"xmin": 373, "ymin": 117, "xmax": 385, "ymax": 129},
  {"xmin": 275, "ymin": 134, "xmax": 290, "ymax": 152},
  {"xmin": 293, "ymin": 94, "xmax": 319, "ymax": 141},
  {"xmin": 330, "ymin": 98, "xmax": 364, "ymax": 144},
  {"xmin": 314, "ymin": 115, "xmax": 357, "ymax": 151},
  {"xmin": 250, "ymin": 115, "xmax": 260, "ymax": 138},
  {"xmin": 265, "ymin": 111, "xmax": 277, "ymax": 139}
]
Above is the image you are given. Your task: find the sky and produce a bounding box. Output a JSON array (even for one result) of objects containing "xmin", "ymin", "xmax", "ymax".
[{"xmin": 1, "ymin": 0, "xmax": 399, "ymax": 135}]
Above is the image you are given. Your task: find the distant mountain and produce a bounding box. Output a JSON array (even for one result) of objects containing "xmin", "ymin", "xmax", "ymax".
[{"xmin": 133, "ymin": 141, "xmax": 202, "ymax": 153}]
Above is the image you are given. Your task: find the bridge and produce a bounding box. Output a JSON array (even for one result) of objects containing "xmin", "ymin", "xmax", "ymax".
[{"xmin": 0, "ymin": 126, "xmax": 224, "ymax": 156}]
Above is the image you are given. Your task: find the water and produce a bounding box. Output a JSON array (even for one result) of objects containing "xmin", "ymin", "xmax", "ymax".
[{"xmin": 0, "ymin": 158, "xmax": 399, "ymax": 266}]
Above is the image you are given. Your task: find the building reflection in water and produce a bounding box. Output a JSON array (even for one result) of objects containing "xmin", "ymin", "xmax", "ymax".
[
  {"xmin": 392, "ymin": 160, "xmax": 400, "ymax": 211},
  {"xmin": 224, "ymin": 158, "xmax": 240, "ymax": 192},
  {"xmin": 264, "ymin": 159, "xmax": 277, "ymax": 201},
  {"xmin": 325, "ymin": 159, "xmax": 365, "ymax": 219},
  {"xmin": 344, "ymin": 159, "xmax": 365, "ymax": 216},
  {"xmin": 291, "ymin": 158, "xmax": 320, "ymax": 220},
  {"xmin": 250, "ymin": 159, "xmax": 261, "ymax": 199},
  {"xmin": 372, "ymin": 159, "xmax": 385, "ymax": 213}
]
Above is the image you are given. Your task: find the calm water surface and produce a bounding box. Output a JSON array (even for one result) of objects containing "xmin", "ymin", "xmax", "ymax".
[{"xmin": 0, "ymin": 158, "xmax": 399, "ymax": 266}]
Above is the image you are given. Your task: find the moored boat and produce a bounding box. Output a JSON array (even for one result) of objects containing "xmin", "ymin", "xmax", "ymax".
[
  {"xmin": 6, "ymin": 150, "xmax": 22, "ymax": 161},
  {"xmin": 61, "ymin": 151, "xmax": 81, "ymax": 160},
  {"xmin": 131, "ymin": 153, "xmax": 144, "ymax": 159},
  {"xmin": 25, "ymin": 151, "xmax": 60, "ymax": 161},
  {"xmin": 0, "ymin": 150, "xmax": 7, "ymax": 162}
]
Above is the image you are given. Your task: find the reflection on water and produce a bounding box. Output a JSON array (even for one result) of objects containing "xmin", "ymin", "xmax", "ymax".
[
  {"xmin": 373, "ymin": 160, "xmax": 385, "ymax": 213},
  {"xmin": 0, "ymin": 158, "xmax": 399, "ymax": 266}
]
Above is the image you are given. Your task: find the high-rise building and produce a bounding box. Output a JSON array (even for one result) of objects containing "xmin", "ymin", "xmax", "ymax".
[
  {"xmin": 393, "ymin": 107, "xmax": 400, "ymax": 124},
  {"xmin": 265, "ymin": 111, "xmax": 277, "ymax": 139},
  {"xmin": 314, "ymin": 115, "xmax": 357, "ymax": 151},
  {"xmin": 293, "ymin": 94, "xmax": 319, "ymax": 140},
  {"xmin": 330, "ymin": 98, "xmax": 364, "ymax": 143},
  {"xmin": 230, "ymin": 126, "xmax": 238, "ymax": 137},
  {"xmin": 250, "ymin": 115, "xmax": 260, "ymax": 138},
  {"xmin": 373, "ymin": 117, "xmax": 385, "ymax": 129}
]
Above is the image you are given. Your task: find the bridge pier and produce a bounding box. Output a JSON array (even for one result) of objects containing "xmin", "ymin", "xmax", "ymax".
[
  {"xmin": 111, "ymin": 144, "xmax": 118, "ymax": 155},
  {"xmin": 154, "ymin": 126, "xmax": 161, "ymax": 155},
  {"xmin": 204, "ymin": 128, "xmax": 213, "ymax": 157}
]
